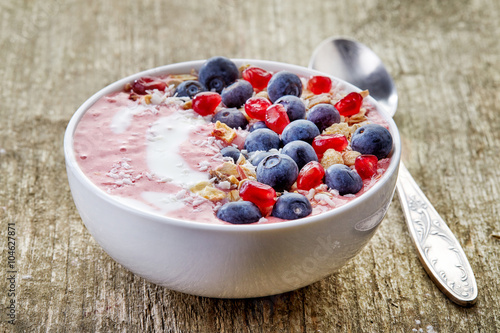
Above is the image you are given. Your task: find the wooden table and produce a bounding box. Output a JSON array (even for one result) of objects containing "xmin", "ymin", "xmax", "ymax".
[{"xmin": 1, "ymin": 0, "xmax": 499, "ymax": 331}]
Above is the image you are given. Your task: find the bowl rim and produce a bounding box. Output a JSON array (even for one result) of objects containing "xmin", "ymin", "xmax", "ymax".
[{"xmin": 64, "ymin": 58, "xmax": 401, "ymax": 232}]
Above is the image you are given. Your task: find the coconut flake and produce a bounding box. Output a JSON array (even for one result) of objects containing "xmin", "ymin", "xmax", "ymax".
[{"xmin": 216, "ymin": 181, "xmax": 231, "ymax": 190}]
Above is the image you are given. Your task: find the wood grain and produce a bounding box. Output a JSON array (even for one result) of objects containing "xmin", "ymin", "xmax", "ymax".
[{"xmin": 1, "ymin": 0, "xmax": 499, "ymax": 331}]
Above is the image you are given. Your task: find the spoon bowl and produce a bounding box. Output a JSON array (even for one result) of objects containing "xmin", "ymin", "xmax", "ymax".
[{"xmin": 309, "ymin": 37, "xmax": 398, "ymax": 117}]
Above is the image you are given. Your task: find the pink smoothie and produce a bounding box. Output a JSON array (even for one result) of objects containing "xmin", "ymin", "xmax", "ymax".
[{"xmin": 73, "ymin": 70, "xmax": 391, "ymax": 225}]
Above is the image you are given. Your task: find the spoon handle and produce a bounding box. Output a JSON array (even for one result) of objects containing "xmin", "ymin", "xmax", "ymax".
[{"xmin": 396, "ymin": 162, "xmax": 477, "ymax": 306}]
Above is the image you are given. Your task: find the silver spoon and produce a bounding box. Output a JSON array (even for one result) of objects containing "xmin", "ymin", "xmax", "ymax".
[{"xmin": 309, "ymin": 37, "xmax": 477, "ymax": 306}]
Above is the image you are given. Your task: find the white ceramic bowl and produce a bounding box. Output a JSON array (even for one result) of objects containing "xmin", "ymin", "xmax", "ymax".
[{"xmin": 64, "ymin": 59, "xmax": 401, "ymax": 298}]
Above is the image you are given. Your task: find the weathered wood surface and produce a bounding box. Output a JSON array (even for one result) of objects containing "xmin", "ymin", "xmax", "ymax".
[{"xmin": 1, "ymin": 0, "xmax": 499, "ymax": 332}]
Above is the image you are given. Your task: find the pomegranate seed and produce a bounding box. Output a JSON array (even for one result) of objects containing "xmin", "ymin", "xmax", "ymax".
[
  {"xmin": 244, "ymin": 97, "xmax": 272, "ymax": 121},
  {"xmin": 355, "ymin": 154, "xmax": 378, "ymax": 179},
  {"xmin": 131, "ymin": 77, "xmax": 167, "ymax": 95},
  {"xmin": 297, "ymin": 161, "xmax": 325, "ymax": 190},
  {"xmin": 242, "ymin": 67, "xmax": 273, "ymax": 91},
  {"xmin": 312, "ymin": 134, "xmax": 348, "ymax": 159},
  {"xmin": 192, "ymin": 92, "xmax": 222, "ymax": 116},
  {"xmin": 334, "ymin": 92, "xmax": 363, "ymax": 117},
  {"xmin": 265, "ymin": 104, "xmax": 290, "ymax": 134},
  {"xmin": 239, "ymin": 180, "xmax": 277, "ymax": 215},
  {"xmin": 307, "ymin": 75, "xmax": 332, "ymax": 95}
]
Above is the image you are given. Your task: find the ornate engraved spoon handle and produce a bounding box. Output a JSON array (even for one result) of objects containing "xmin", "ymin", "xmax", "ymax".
[{"xmin": 396, "ymin": 162, "xmax": 477, "ymax": 306}]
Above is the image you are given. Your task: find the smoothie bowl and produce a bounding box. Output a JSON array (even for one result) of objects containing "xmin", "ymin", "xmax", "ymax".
[{"xmin": 64, "ymin": 58, "xmax": 401, "ymax": 298}]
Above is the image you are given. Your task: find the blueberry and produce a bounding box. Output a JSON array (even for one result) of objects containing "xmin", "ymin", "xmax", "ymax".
[
  {"xmin": 244, "ymin": 128, "xmax": 280, "ymax": 153},
  {"xmin": 281, "ymin": 120, "xmax": 320, "ymax": 145},
  {"xmin": 256, "ymin": 154, "xmax": 298, "ymax": 192},
  {"xmin": 175, "ymin": 80, "xmax": 207, "ymax": 99},
  {"xmin": 275, "ymin": 95, "xmax": 306, "ymax": 121},
  {"xmin": 281, "ymin": 141, "xmax": 318, "ymax": 170},
  {"xmin": 325, "ymin": 164, "xmax": 363, "ymax": 195},
  {"xmin": 220, "ymin": 146, "xmax": 242, "ymax": 163},
  {"xmin": 216, "ymin": 201, "xmax": 262, "ymax": 224},
  {"xmin": 249, "ymin": 151, "xmax": 275, "ymax": 166},
  {"xmin": 307, "ymin": 103, "xmax": 341, "ymax": 132},
  {"xmin": 267, "ymin": 71, "xmax": 303, "ymax": 103},
  {"xmin": 249, "ymin": 121, "xmax": 268, "ymax": 132},
  {"xmin": 212, "ymin": 108, "xmax": 249, "ymax": 129},
  {"xmin": 351, "ymin": 124, "xmax": 393, "ymax": 159},
  {"xmin": 271, "ymin": 192, "xmax": 312, "ymax": 220},
  {"xmin": 198, "ymin": 57, "xmax": 239, "ymax": 94},
  {"xmin": 221, "ymin": 80, "xmax": 254, "ymax": 108}
]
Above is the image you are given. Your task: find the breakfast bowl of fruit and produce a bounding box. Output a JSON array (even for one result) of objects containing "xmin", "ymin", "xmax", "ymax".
[{"xmin": 64, "ymin": 57, "xmax": 401, "ymax": 298}]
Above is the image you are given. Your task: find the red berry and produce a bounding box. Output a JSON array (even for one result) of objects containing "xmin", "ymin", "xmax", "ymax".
[
  {"xmin": 312, "ymin": 134, "xmax": 348, "ymax": 159},
  {"xmin": 242, "ymin": 67, "xmax": 273, "ymax": 91},
  {"xmin": 265, "ymin": 104, "xmax": 290, "ymax": 134},
  {"xmin": 334, "ymin": 92, "xmax": 363, "ymax": 117},
  {"xmin": 131, "ymin": 77, "xmax": 167, "ymax": 95},
  {"xmin": 239, "ymin": 180, "xmax": 277, "ymax": 215},
  {"xmin": 244, "ymin": 97, "xmax": 272, "ymax": 121},
  {"xmin": 307, "ymin": 75, "xmax": 332, "ymax": 95},
  {"xmin": 355, "ymin": 154, "xmax": 378, "ymax": 179},
  {"xmin": 192, "ymin": 92, "xmax": 222, "ymax": 116},
  {"xmin": 297, "ymin": 161, "xmax": 325, "ymax": 190}
]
